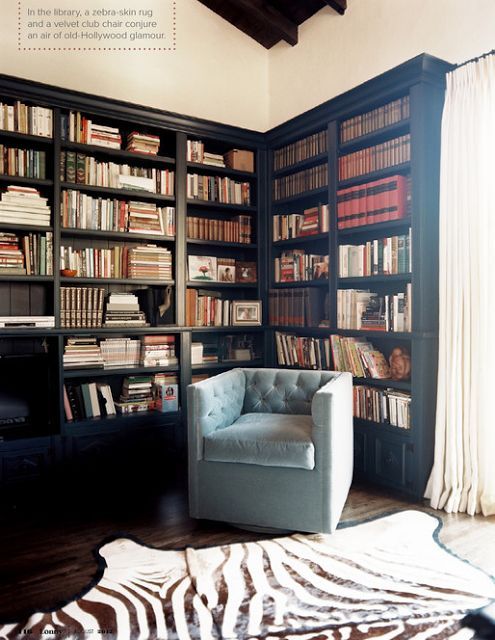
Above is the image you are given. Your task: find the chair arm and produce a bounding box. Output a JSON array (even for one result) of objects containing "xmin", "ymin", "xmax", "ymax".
[
  {"xmin": 311, "ymin": 372, "xmax": 354, "ymax": 530},
  {"xmin": 187, "ymin": 368, "xmax": 246, "ymax": 461}
]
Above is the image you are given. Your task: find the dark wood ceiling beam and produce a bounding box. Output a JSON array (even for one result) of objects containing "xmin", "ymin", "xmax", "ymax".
[
  {"xmin": 227, "ymin": 0, "xmax": 299, "ymax": 46},
  {"xmin": 323, "ymin": 0, "xmax": 347, "ymax": 16}
]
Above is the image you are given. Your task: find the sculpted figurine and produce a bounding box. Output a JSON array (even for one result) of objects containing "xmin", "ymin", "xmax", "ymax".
[{"xmin": 389, "ymin": 346, "xmax": 411, "ymax": 380}]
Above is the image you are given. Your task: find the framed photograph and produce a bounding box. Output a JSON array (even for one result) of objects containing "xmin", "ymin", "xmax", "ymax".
[
  {"xmin": 232, "ymin": 300, "xmax": 262, "ymax": 325},
  {"xmin": 217, "ymin": 258, "xmax": 236, "ymax": 282},
  {"xmin": 188, "ymin": 255, "xmax": 217, "ymax": 281},
  {"xmin": 235, "ymin": 261, "xmax": 257, "ymax": 283}
]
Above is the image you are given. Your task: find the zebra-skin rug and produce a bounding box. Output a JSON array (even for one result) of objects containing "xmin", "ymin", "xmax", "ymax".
[{"xmin": 1, "ymin": 510, "xmax": 494, "ymax": 639}]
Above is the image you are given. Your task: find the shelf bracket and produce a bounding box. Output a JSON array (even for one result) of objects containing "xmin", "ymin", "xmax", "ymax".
[
  {"xmin": 323, "ymin": 0, "xmax": 347, "ymax": 16},
  {"xmin": 226, "ymin": 0, "xmax": 298, "ymax": 46}
]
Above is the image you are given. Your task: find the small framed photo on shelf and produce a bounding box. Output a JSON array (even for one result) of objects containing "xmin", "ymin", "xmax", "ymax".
[
  {"xmin": 236, "ymin": 261, "xmax": 257, "ymax": 283},
  {"xmin": 188, "ymin": 255, "xmax": 217, "ymax": 281},
  {"xmin": 217, "ymin": 258, "xmax": 236, "ymax": 282},
  {"xmin": 232, "ymin": 300, "xmax": 262, "ymax": 325}
]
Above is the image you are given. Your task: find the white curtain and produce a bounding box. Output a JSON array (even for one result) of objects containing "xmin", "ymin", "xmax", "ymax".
[{"xmin": 425, "ymin": 54, "xmax": 495, "ymax": 516}]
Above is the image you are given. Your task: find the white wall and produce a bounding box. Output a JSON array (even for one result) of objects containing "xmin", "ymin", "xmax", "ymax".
[
  {"xmin": 0, "ymin": 0, "xmax": 269, "ymax": 131},
  {"xmin": 268, "ymin": 0, "xmax": 495, "ymax": 128}
]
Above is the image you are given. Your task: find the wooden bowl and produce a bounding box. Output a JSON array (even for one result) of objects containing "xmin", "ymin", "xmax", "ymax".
[{"xmin": 61, "ymin": 269, "xmax": 77, "ymax": 277}]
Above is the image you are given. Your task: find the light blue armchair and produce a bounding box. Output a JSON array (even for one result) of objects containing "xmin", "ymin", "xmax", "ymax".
[{"xmin": 187, "ymin": 368, "xmax": 353, "ymax": 533}]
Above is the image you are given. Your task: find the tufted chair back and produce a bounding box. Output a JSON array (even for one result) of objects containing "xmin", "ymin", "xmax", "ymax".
[{"xmin": 242, "ymin": 369, "xmax": 335, "ymax": 415}]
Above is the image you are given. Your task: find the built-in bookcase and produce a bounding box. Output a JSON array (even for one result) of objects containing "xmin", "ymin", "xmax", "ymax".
[
  {"xmin": 0, "ymin": 76, "xmax": 266, "ymax": 484},
  {"xmin": 0, "ymin": 55, "xmax": 451, "ymax": 495},
  {"xmin": 267, "ymin": 55, "xmax": 451, "ymax": 498}
]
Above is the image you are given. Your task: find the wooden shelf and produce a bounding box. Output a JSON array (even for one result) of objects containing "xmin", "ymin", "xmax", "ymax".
[
  {"xmin": 352, "ymin": 377, "xmax": 411, "ymax": 391},
  {"xmin": 0, "ymin": 223, "xmax": 53, "ymax": 233},
  {"xmin": 272, "ymin": 186, "xmax": 328, "ymax": 206},
  {"xmin": 338, "ymin": 162, "xmax": 410, "ymax": 189},
  {"xmin": 187, "ymin": 281, "xmax": 257, "ymax": 289},
  {"xmin": 272, "ymin": 152, "xmax": 328, "ymax": 178},
  {"xmin": 61, "ymin": 141, "xmax": 175, "ymax": 166},
  {"xmin": 335, "ymin": 329, "xmax": 414, "ymax": 340},
  {"xmin": 273, "ymin": 232, "xmax": 328, "ymax": 247},
  {"xmin": 187, "ymin": 161, "xmax": 255, "ymax": 180},
  {"xmin": 60, "ymin": 182, "xmax": 175, "ymax": 203},
  {"xmin": 60, "ymin": 277, "xmax": 175, "ymax": 285},
  {"xmin": 338, "ymin": 273, "xmax": 411, "ymax": 285},
  {"xmin": 187, "ymin": 199, "xmax": 256, "ymax": 212},
  {"xmin": 190, "ymin": 326, "xmax": 264, "ymax": 333},
  {"xmin": 64, "ymin": 364, "xmax": 180, "ymax": 379},
  {"xmin": 0, "ymin": 129, "xmax": 53, "ymax": 145},
  {"xmin": 0, "ymin": 175, "xmax": 53, "ymax": 187},
  {"xmin": 0, "ymin": 274, "xmax": 53, "ymax": 282},
  {"xmin": 339, "ymin": 119, "xmax": 410, "ymax": 154},
  {"xmin": 187, "ymin": 238, "xmax": 257, "ymax": 249},
  {"xmin": 269, "ymin": 326, "xmax": 330, "ymax": 335},
  {"xmin": 63, "ymin": 410, "xmax": 180, "ymax": 432},
  {"xmin": 61, "ymin": 228, "xmax": 176, "ymax": 243},
  {"xmin": 192, "ymin": 359, "xmax": 263, "ymax": 371},
  {"xmin": 271, "ymin": 280, "xmax": 329, "ymax": 288},
  {"xmin": 353, "ymin": 416, "xmax": 412, "ymax": 437},
  {"xmin": 338, "ymin": 217, "xmax": 412, "ymax": 238}
]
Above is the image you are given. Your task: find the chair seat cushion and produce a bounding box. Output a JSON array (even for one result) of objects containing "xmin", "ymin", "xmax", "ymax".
[{"xmin": 203, "ymin": 413, "xmax": 314, "ymax": 470}]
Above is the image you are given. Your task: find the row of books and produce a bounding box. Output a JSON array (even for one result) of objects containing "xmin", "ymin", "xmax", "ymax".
[
  {"xmin": 187, "ymin": 141, "xmax": 225, "ymax": 167},
  {"xmin": 186, "ymin": 290, "xmax": 261, "ymax": 327},
  {"xmin": 0, "ymin": 101, "xmax": 53, "ymax": 138},
  {"xmin": 61, "ymin": 112, "xmax": 161, "ymax": 155},
  {"xmin": 191, "ymin": 334, "xmax": 257, "ymax": 365},
  {"xmin": 61, "ymin": 190, "xmax": 176, "ymax": 236},
  {"xmin": 354, "ymin": 385, "xmax": 411, "ymax": 429},
  {"xmin": 0, "ymin": 186, "xmax": 51, "ymax": 227},
  {"xmin": 268, "ymin": 288, "xmax": 324, "ymax": 327},
  {"xmin": 330, "ymin": 335, "xmax": 392, "ymax": 379},
  {"xmin": 274, "ymin": 252, "xmax": 329, "ymax": 282},
  {"xmin": 63, "ymin": 335, "xmax": 177, "ymax": 369},
  {"xmin": 103, "ymin": 292, "xmax": 148, "ymax": 327},
  {"xmin": 187, "ymin": 215, "xmax": 252, "ymax": 244},
  {"xmin": 60, "ymin": 152, "xmax": 175, "ymax": 195},
  {"xmin": 275, "ymin": 332, "xmax": 331, "ymax": 370},
  {"xmin": 0, "ymin": 146, "xmax": 47, "ymax": 180},
  {"xmin": 273, "ymin": 204, "xmax": 330, "ymax": 241},
  {"xmin": 59, "ymin": 244, "xmax": 173, "ymax": 280},
  {"xmin": 0, "ymin": 231, "xmax": 53, "ymax": 275},
  {"xmin": 186, "ymin": 174, "xmax": 251, "ymax": 206},
  {"xmin": 338, "ymin": 135, "xmax": 410, "ymax": 181},
  {"xmin": 61, "ymin": 286, "xmax": 105, "ymax": 328},
  {"xmin": 339, "ymin": 232, "xmax": 411, "ymax": 277},
  {"xmin": 273, "ymin": 164, "xmax": 328, "ymax": 201},
  {"xmin": 340, "ymin": 96, "xmax": 410, "ymax": 143},
  {"xmin": 63, "ymin": 373, "xmax": 179, "ymax": 421},
  {"xmin": 337, "ymin": 174, "xmax": 409, "ymax": 229},
  {"xmin": 273, "ymin": 130, "xmax": 328, "ymax": 171},
  {"xmin": 188, "ymin": 255, "xmax": 256, "ymax": 283},
  {"xmin": 337, "ymin": 287, "xmax": 411, "ymax": 332}
]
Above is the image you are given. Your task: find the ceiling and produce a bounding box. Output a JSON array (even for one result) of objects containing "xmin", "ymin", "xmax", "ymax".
[{"xmin": 196, "ymin": 0, "xmax": 347, "ymax": 49}]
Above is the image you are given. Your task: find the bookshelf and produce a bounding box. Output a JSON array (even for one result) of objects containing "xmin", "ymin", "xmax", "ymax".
[
  {"xmin": 0, "ymin": 54, "xmax": 451, "ymax": 498},
  {"xmin": 266, "ymin": 55, "xmax": 451, "ymax": 498},
  {"xmin": 0, "ymin": 76, "xmax": 266, "ymax": 485}
]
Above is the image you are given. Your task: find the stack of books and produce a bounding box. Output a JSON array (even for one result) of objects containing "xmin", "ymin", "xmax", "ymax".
[
  {"xmin": 100, "ymin": 337, "xmax": 141, "ymax": 368},
  {"xmin": 202, "ymin": 151, "xmax": 225, "ymax": 168},
  {"xmin": 0, "ymin": 315, "xmax": 55, "ymax": 328},
  {"xmin": 0, "ymin": 233, "xmax": 25, "ymax": 275},
  {"xmin": 127, "ymin": 245, "xmax": 173, "ymax": 280},
  {"xmin": 115, "ymin": 375, "xmax": 154, "ymax": 414},
  {"xmin": 141, "ymin": 335, "xmax": 178, "ymax": 366},
  {"xmin": 126, "ymin": 132, "xmax": 160, "ymax": 155},
  {"xmin": 329, "ymin": 335, "xmax": 391, "ymax": 379},
  {"xmin": 104, "ymin": 292, "xmax": 148, "ymax": 327},
  {"xmin": 0, "ymin": 186, "xmax": 51, "ymax": 227},
  {"xmin": 128, "ymin": 201, "xmax": 165, "ymax": 236},
  {"xmin": 186, "ymin": 140, "xmax": 204, "ymax": 163},
  {"xmin": 89, "ymin": 123, "xmax": 121, "ymax": 148},
  {"xmin": 63, "ymin": 337, "xmax": 104, "ymax": 370}
]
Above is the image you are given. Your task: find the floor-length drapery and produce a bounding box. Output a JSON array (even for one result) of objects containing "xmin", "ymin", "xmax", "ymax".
[{"xmin": 425, "ymin": 54, "xmax": 495, "ymax": 516}]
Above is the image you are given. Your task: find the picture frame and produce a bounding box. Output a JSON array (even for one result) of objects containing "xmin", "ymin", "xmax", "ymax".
[
  {"xmin": 188, "ymin": 255, "xmax": 217, "ymax": 281},
  {"xmin": 231, "ymin": 300, "xmax": 262, "ymax": 325},
  {"xmin": 235, "ymin": 261, "xmax": 257, "ymax": 283}
]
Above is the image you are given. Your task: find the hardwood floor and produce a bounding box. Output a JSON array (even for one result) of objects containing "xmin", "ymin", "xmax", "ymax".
[{"xmin": 0, "ymin": 463, "xmax": 494, "ymax": 623}]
